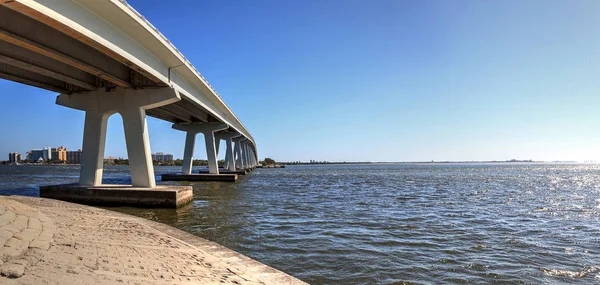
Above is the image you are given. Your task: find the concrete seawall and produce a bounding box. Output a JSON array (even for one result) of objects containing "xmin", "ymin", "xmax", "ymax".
[{"xmin": 0, "ymin": 196, "xmax": 307, "ymax": 284}]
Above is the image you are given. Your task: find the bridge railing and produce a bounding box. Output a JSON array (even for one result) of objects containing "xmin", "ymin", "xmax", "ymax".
[
  {"xmin": 116, "ymin": 1, "xmax": 254, "ymax": 145},
  {"xmin": 117, "ymin": 1, "xmax": 221, "ymax": 98}
]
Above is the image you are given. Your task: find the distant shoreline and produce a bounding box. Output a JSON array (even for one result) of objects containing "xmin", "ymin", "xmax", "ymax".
[
  {"xmin": 280, "ymin": 160, "xmax": 587, "ymax": 165},
  {"xmin": 2, "ymin": 160, "xmax": 592, "ymax": 166}
]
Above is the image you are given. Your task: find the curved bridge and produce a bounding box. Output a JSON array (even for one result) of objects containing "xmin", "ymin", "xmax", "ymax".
[{"xmin": 0, "ymin": 0, "xmax": 258, "ymax": 187}]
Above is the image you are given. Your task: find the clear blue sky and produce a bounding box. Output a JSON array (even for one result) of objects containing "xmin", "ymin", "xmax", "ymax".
[{"xmin": 1, "ymin": 0, "xmax": 600, "ymax": 162}]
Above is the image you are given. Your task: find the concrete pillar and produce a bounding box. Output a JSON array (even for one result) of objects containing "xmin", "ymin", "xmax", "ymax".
[
  {"xmin": 225, "ymin": 138, "xmax": 235, "ymax": 170},
  {"xmin": 243, "ymin": 143, "xmax": 250, "ymax": 168},
  {"xmin": 238, "ymin": 141, "xmax": 246, "ymax": 169},
  {"xmin": 233, "ymin": 137, "xmax": 247, "ymax": 169},
  {"xmin": 214, "ymin": 137, "xmax": 221, "ymax": 157},
  {"xmin": 203, "ymin": 131, "xmax": 219, "ymax": 174},
  {"xmin": 249, "ymin": 148, "xmax": 256, "ymax": 167},
  {"xmin": 246, "ymin": 146, "xmax": 252, "ymax": 168},
  {"xmin": 121, "ymin": 107, "xmax": 155, "ymax": 187},
  {"xmin": 56, "ymin": 87, "xmax": 180, "ymax": 187},
  {"xmin": 216, "ymin": 133, "xmax": 241, "ymax": 171},
  {"xmin": 223, "ymin": 141, "xmax": 231, "ymax": 169},
  {"xmin": 246, "ymin": 143, "xmax": 254, "ymax": 168},
  {"xmin": 181, "ymin": 132, "xmax": 196, "ymax": 175},
  {"xmin": 238, "ymin": 142, "xmax": 245, "ymax": 169},
  {"xmin": 241, "ymin": 141, "xmax": 247, "ymax": 169},
  {"xmin": 79, "ymin": 110, "xmax": 109, "ymax": 186},
  {"xmin": 214, "ymin": 135, "xmax": 223, "ymax": 169},
  {"xmin": 173, "ymin": 123, "xmax": 229, "ymax": 174}
]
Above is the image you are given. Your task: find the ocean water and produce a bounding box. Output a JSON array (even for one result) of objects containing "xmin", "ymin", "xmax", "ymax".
[{"xmin": 1, "ymin": 163, "xmax": 600, "ymax": 284}]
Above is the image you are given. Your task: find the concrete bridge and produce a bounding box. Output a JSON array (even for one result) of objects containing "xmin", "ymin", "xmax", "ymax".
[{"xmin": 0, "ymin": 0, "xmax": 258, "ymax": 193}]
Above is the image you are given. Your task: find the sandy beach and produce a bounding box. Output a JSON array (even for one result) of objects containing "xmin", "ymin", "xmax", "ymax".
[{"xmin": 0, "ymin": 196, "xmax": 307, "ymax": 284}]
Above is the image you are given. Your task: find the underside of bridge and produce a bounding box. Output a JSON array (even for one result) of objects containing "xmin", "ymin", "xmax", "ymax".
[
  {"xmin": 0, "ymin": 3, "xmax": 223, "ymax": 126},
  {"xmin": 1, "ymin": 1, "xmax": 258, "ymax": 194}
]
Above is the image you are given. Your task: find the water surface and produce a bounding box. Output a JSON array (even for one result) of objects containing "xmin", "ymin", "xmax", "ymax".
[{"xmin": 1, "ymin": 163, "xmax": 600, "ymax": 284}]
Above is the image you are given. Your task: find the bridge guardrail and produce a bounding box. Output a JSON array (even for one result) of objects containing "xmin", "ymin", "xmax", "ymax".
[{"xmin": 117, "ymin": 0, "xmax": 254, "ymax": 145}]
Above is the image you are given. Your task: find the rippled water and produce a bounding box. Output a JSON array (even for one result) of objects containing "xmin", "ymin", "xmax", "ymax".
[{"xmin": 2, "ymin": 163, "xmax": 600, "ymax": 284}]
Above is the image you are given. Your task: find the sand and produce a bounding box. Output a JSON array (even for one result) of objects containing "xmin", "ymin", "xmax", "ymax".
[{"xmin": 0, "ymin": 196, "xmax": 307, "ymax": 284}]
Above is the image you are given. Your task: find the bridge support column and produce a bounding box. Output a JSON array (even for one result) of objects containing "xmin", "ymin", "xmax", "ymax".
[
  {"xmin": 56, "ymin": 87, "xmax": 180, "ymax": 187},
  {"xmin": 246, "ymin": 143, "xmax": 255, "ymax": 168},
  {"xmin": 241, "ymin": 143, "xmax": 247, "ymax": 168},
  {"xmin": 224, "ymin": 138, "xmax": 234, "ymax": 170},
  {"xmin": 233, "ymin": 137, "xmax": 247, "ymax": 169},
  {"xmin": 122, "ymin": 107, "xmax": 155, "ymax": 187},
  {"xmin": 181, "ymin": 132, "xmax": 196, "ymax": 175},
  {"xmin": 80, "ymin": 110, "xmax": 109, "ymax": 186},
  {"xmin": 248, "ymin": 150, "xmax": 253, "ymax": 167},
  {"xmin": 240, "ymin": 141, "xmax": 256, "ymax": 169},
  {"xmin": 249, "ymin": 148, "xmax": 256, "ymax": 167},
  {"xmin": 215, "ymin": 133, "xmax": 241, "ymax": 171},
  {"xmin": 214, "ymin": 134, "xmax": 223, "ymax": 164},
  {"xmin": 244, "ymin": 143, "xmax": 251, "ymax": 168},
  {"xmin": 241, "ymin": 140, "xmax": 249, "ymax": 169},
  {"xmin": 173, "ymin": 123, "xmax": 229, "ymax": 174}
]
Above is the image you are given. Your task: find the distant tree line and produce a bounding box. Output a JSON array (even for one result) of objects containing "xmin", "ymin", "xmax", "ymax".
[
  {"xmin": 279, "ymin": 161, "xmax": 372, "ymax": 165},
  {"xmin": 261, "ymin": 157, "xmax": 276, "ymax": 166},
  {"xmin": 103, "ymin": 159, "xmax": 226, "ymax": 167}
]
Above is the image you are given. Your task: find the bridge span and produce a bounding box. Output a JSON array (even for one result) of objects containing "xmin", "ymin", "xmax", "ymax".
[{"xmin": 0, "ymin": 0, "xmax": 258, "ymax": 188}]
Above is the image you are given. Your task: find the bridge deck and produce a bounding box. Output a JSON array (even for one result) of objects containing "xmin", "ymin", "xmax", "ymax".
[{"xmin": 0, "ymin": 0, "xmax": 256, "ymax": 153}]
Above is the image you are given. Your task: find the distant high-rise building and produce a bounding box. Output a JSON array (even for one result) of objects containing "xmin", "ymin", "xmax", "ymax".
[
  {"xmin": 152, "ymin": 152, "xmax": 173, "ymax": 162},
  {"xmin": 51, "ymin": 146, "xmax": 67, "ymax": 162},
  {"xmin": 8, "ymin": 152, "xmax": 22, "ymax": 163},
  {"xmin": 66, "ymin": 149, "xmax": 83, "ymax": 164},
  {"xmin": 30, "ymin": 147, "xmax": 51, "ymax": 162}
]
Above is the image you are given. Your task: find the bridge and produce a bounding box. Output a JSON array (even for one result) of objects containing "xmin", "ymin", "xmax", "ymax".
[{"xmin": 0, "ymin": 0, "xmax": 258, "ymax": 192}]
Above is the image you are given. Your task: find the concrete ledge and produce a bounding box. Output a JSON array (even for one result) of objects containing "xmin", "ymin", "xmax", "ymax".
[
  {"xmin": 198, "ymin": 169, "xmax": 247, "ymax": 175},
  {"xmin": 39, "ymin": 184, "xmax": 193, "ymax": 208},
  {"xmin": 162, "ymin": 173, "xmax": 238, "ymax": 182}
]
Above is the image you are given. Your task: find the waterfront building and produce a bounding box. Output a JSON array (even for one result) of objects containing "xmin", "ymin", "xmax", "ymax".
[
  {"xmin": 152, "ymin": 152, "xmax": 173, "ymax": 162},
  {"xmin": 8, "ymin": 152, "xmax": 22, "ymax": 163},
  {"xmin": 67, "ymin": 149, "xmax": 83, "ymax": 164},
  {"xmin": 30, "ymin": 147, "xmax": 52, "ymax": 161},
  {"xmin": 51, "ymin": 146, "xmax": 67, "ymax": 162}
]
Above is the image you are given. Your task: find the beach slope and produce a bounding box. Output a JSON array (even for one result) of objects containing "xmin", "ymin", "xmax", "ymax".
[{"xmin": 0, "ymin": 196, "xmax": 307, "ymax": 284}]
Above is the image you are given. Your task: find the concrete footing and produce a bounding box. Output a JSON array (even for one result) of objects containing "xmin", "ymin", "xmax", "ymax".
[
  {"xmin": 198, "ymin": 169, "xmax": 247, "ymax": 175},
  {"xmin": 39, "ymin": 184, "xmax": 193, "ymax": 208},
  {"xmin": 161, "ymin": 173, "xmax": 238, "ymax": 182}
]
